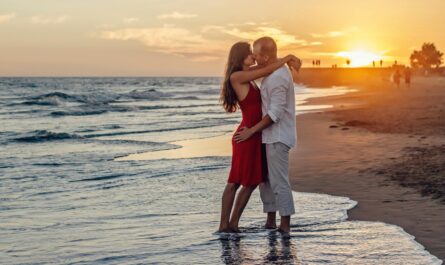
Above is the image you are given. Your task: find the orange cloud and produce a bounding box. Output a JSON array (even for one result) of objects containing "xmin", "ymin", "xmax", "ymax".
[
  {"xmin": 311, "ymin": 27, "xmax": 358, "ymax": 38},
  {"xmin": 0, "ymin": 13, "xmax": 16, "ymax": 24},
  {"xmin": 157, "ymin": 12, "xmax": 197, "ymax": 19}
]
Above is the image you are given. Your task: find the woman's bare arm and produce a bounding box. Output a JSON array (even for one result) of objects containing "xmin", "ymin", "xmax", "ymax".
[{"xmin": 230, "ymin": 55, "xmax": 298, "ymax": 85}]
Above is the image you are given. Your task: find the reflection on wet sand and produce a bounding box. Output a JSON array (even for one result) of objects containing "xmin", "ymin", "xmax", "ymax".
[
  {"xmin": 264, "ymin": 232, "xmax": 300, "ymax": 264},
  {"xmin": 219, "ymin": 231, "xmax": 301, "ymax": 264},
  {"xmin": 115, "ymin": 134, "xmax": 232, "ymax": 161}
]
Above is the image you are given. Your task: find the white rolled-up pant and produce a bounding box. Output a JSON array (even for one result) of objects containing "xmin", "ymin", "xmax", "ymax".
[{"xmin": 259, "ymin": 142, "xmax": 295, "ymax": 217}]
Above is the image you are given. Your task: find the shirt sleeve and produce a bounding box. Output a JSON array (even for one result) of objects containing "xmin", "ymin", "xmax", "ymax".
[{"xmin": 267, "ymin": 76, "xmax": 288, "ymax": 123}]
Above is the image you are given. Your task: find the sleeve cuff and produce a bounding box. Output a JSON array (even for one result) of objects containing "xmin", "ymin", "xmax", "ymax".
[{"xmin": 268, "ymin": 110, "xmax": 279, "ymax": 123}]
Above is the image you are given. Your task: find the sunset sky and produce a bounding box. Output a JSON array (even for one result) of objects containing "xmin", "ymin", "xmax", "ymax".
[{"xmin": 1, "ymin": 0, "xmax": 444, "ymax": 76}]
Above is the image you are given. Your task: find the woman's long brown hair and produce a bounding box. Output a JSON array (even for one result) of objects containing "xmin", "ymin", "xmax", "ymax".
[{"xmin": 220, "ymin": 42, "xmax": 251, "ymax": 113}]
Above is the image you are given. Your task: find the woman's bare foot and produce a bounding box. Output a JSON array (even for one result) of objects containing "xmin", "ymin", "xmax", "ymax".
[
  {"xmin": 230, "ymin": 226, "xmax": 241, "ymax": 233},
  {"xmin": 218, "ymin": 227, "xmax": 233, "ymax": 233},
  {"xmin": 229, "ymin": 222, "xmax": 241, "ymax": 233}
]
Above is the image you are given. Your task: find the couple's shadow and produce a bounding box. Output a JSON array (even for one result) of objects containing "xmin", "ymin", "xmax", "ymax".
[{"xmin": 219, "ymin": 229, "xmax": 300, "ymax": 264}]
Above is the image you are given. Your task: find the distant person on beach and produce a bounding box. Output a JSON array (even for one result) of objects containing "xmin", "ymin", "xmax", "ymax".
[
  {"xmin": 404, "ymin": 67, "xmax": 412, "ymax": 87},
  {"xmin": 218, "ymin": 40, "xmax": 301, "ymax": 233},
  {"xmin": 393, "ymin": 69, "xmax": 401, "ymax": 88},
  {"xmin": 234, "ymin": 37, "xmax": 300, "ymax": 235}
]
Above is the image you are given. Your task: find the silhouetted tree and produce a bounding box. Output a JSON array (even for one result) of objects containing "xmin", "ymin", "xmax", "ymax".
[
  {"xmin": 346, "ymin": 59, "xmax": 350, "ymax": 67},
  {"xmin": 410, "ymin": 43, "xmax": 443, "ymax": 69},
  {"xmin": 380, "ymin": 60, "xmax": 383, "ymax": 67}
]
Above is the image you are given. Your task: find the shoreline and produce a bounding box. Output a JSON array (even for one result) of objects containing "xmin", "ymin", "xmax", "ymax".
[
  {"xmin": 290, "ymin": 111, "xmax": 445, "ymax": 261},
  {"xmin": 290, "ymin": 76, "xmax": 445, "ymax": 260},
  {"xmin": 115, "ymin": 76, "xmax": 444, "ymax": 260}
]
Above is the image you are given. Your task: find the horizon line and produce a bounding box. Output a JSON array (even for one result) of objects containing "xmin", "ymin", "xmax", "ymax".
[{"xmin": 0, "ymin": 67, "xmax": 406, "ymax": 78}]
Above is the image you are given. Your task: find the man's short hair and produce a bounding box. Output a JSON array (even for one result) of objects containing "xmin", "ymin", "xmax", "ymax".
[{"xmin": 253, "ymin": 37, "xmax": 277, "ymax": 57}]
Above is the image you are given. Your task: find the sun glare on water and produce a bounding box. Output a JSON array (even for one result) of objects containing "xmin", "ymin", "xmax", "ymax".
[{"xmin": 336, "ymin": 50, "xmax": 383, "ymax": 67}]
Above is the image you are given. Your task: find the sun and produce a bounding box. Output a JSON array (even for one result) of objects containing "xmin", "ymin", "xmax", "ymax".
[{"xmin": 336, "ymin": 50, "xmax": 383, "ymax": 67}]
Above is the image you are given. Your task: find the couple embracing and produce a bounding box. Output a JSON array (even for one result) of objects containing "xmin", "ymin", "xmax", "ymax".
[{"xmin": 219, "ymin": 36, "xmax": 301, "ymax": 235}]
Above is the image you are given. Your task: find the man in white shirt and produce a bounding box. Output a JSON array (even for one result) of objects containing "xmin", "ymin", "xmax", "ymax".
[{"xmin": 234, "ymin": 37, "xmax": 299, "ymax": 234}]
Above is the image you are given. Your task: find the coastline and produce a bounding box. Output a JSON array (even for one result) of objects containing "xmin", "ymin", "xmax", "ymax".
[
  {"xmin": 115, "ymin": 73, "xmax": 445, "ymax": 261},
  {"xmin": 290, "ymin": 75, "xmax": 445, "ymax": 260}
]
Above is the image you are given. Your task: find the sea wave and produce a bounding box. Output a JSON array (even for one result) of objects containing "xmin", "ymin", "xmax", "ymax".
[
  {"xmin": 124, "ymin": 89, "xmax": 171, "ymax": 100},
  {"xmin": 30, "ymin": 91, "xmax": 121, "ymax": 104},
  {"xmin": 10, "ymin": 130, "xmax": 184, "ymax": 149},
  {"xmin": 50, "ymin": 109, "xmax": 109, "ymax": 116},
  {"xmin": 25, "ymin": 89, "xmax": 172, "ymax": 105},
  {"xmin": 12, "ymin": 130, "xmax": 84, "ymax": 142}
]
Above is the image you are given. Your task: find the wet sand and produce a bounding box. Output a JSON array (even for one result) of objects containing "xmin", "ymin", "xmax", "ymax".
[
  {"xmin": 117, "ymin": 72, "xmax": 445, "ymax": 260},
  {"xmin": 290, "ymin": 75, "xmax": 445, "ymax": 260},
  {"xmin": 115, "ymin": 134, "xmax": 232, "ymax": 161}
]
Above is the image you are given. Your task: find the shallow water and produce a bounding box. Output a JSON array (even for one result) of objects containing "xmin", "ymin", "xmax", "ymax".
[{"xmin": 0, "ymin": 77, "xmax": 441, "ymax": 264}]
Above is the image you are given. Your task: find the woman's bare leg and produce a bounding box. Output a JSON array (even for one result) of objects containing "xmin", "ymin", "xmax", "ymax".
[
  {"xmin": 229, "ymin": 185, "xmax": 257, "ymax": 232},
  {"xmin": 219, "ymin": 183, "xmax": 240, "ymax": 232}
]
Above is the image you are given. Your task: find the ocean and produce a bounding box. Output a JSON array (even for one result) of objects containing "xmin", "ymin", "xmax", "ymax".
[{"xmin": 0, "ymin": 77, "xmax": 441, "ymax": 264}]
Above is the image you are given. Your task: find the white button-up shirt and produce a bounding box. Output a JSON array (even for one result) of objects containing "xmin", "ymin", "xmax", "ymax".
[{"xmin": 260, "ymin": 65, "xmax": 296, "ymax": 148}]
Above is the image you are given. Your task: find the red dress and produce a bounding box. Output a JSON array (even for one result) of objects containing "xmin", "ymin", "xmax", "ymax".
[{"xmin": 228, "ymin": 82, "xmax": 266, "ymax": 186}]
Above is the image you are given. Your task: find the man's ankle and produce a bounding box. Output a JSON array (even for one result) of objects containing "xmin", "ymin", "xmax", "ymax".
[
  {"xmin": 279, "ymin": 215, "xmax": 291, "ymax": 230},
  {"xmin": 265, "ymin": 212, "xmax": 277, "ymax": 228}
]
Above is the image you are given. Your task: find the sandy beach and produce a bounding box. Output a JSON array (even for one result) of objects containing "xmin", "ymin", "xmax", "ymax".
[
  {"xmin": 291, "ymin": 71, "xmax": 445, "ymax": 260},
  {"xmin": 113, "ymin": 70, "xmax": 445, "ymax": 260}
]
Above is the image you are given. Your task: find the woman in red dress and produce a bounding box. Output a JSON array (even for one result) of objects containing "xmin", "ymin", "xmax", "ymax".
[{"xmin": 218, "ymin": 42, "xmax": 299, "ymax": 232}]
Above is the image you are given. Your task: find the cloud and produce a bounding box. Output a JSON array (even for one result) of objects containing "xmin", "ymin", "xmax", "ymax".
[
  {"xmin": 311, "ymin": 31, "xmax": 345, "ymax": 38},
  {"xmin": 309, "ymin": 41, "xmax": 323, "ymax": 46},
  {"xmin": 201, "ymin": 25, "xmax": 225, "ymax": 33},
  {"xmin": 227, "ymin": 22, "xmax": 257, "ymax": 27},
  {"xmin": 123, "ymin": 17, "xmax": 139, "ymax": 24},
  {"xmin": 208, "ymin": 25, "xmax": 309, "ymax": 48},
  {"xmin": 30, "ymin": 15, "xmax": 69, "ymax": 24},
  {"xmin": 0, "ymin": 13, "xmax": 16, "ymax": 24},
  {"xmin": 157, "ymin": 11, "xmax": 197, "ymax": 20},
  {"xmin": 99, "ymin": 23, "xmax": 315, "ymax": 62},
  {"xmin": 100, "ymin": 25, "xmax": 224, "ymax": 61},
  {"xmin": 311, "ymin": 27, "xmax": 358, "ymax": 38}
]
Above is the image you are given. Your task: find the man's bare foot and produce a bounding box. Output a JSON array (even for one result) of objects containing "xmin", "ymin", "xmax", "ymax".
[
  {"xmin": 278, "ymin": 229, "xmax": 291, "ymax": 239},
  {"xmin": 277, "ymin": 226, "xmax": 290, "ymax": 233},
  {"xmin": 278, "ymin": 216, "xmax": 291, "ymax": 234},
  {"xmin": 265, "ymin": 212, "xmax": 277, "ymax": 229},
  {"xmin": 265, "ymin": 223, "xmax": 277, "ymax": 229}
]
